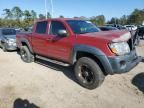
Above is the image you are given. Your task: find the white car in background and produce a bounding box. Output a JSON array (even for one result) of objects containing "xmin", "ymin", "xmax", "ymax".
[{"xmin": 124, "ymin": 25, "xmax": 137, "ymax": 31}]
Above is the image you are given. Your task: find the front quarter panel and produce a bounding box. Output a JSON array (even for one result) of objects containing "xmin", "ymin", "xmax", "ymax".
[{"xmin": 71, "ymin": 44, "xmax": 114, "ymax": 74}]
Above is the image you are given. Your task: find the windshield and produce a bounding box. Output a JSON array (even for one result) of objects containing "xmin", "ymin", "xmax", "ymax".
[
  {"xmin": 67, "ymin": 20, "xmax": 100, "ymax": 34},
  {"xmin": 2, "ymin": 29, "xmax": 16, "ymax": 35}
]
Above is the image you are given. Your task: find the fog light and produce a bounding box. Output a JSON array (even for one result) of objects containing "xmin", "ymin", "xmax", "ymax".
[{"xmin": 120, "ymin": 61, "xmax": 126, "ymax": 69}]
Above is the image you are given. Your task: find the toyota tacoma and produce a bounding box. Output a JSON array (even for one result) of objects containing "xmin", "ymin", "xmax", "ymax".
[{"xmin": 16, "ymin": 18, "xmax": 142, "ymax": 89}]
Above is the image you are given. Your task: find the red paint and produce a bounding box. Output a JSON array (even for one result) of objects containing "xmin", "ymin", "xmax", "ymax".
[{"xmin": 16, "ymin": 18, "xmax": 130, "ymax": 62}]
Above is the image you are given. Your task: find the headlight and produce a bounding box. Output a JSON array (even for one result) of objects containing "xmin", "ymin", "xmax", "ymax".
[
  {"xmin": 109, "ymin": 42, "xmax": 130, "ymax": 56},
  {"xmin": 7, "ymin": 39, "xmax": 15, "ymax": 45}
]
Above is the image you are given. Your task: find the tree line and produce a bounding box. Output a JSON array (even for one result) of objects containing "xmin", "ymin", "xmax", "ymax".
[
  {"xmin": 84, "ymin": 8, "xmax": 144, "ymax": 26},
  {"xmin": 0, "ymin": 6, "xmax": 144, "ymax": 29},
  {"xmin": 107, "ymin": 9, "xmax": 144, "ymax": 25},
  {"xmin": 0, "ymin": 6, "xmax": 52, "ymax": 28}
]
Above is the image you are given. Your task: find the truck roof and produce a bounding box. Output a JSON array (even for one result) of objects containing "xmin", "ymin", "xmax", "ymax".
[{"xmin": 36, "ymin": 18, "xmax": 82, "ymax": 22}]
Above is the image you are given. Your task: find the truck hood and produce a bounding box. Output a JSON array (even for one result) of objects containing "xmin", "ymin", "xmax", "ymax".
[{"xmin": 78, "ymin": 30, "xmax": 131, "ymax": 42}]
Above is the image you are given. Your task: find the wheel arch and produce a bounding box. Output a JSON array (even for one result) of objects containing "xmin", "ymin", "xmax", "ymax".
[
  {"xmin": 19, "ymin": 39, "xmax": 33, "ymax": 53},
  {"xmin": 71, "ymin": 45, "xmax": 113, "ymax": 75}
]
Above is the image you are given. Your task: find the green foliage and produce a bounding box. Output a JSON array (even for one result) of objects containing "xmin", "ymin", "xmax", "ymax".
[
  {"xmin": 38, "ymin": 12, "xmax": 51, "ymax": 19},
  {"xmin": 90, "ymin": 15, "xmax": 105, "ymax": 26},
  {"xmin": 12, "ymin": 6, "xmax": 23, "ymax": 20},
  {"xmin": 47, "ymin": 12, "xmax": 51, "ymax": 18},
  {"xmin": 119, "ymin": 15, "xmax": 128, "ymax": 25},
  {"xmin": 0, "ymin": 7, "xmax": 40, "ymax": 28},
  {"xmin": 0, "ymin": 6, "xmax": 143, "ymax": 28},
  {"xmin": 39, "ymin": 14, "xmax": 46, "ymax": 20},
  {"xmin": 59, "ymin": 15, "xmax": 64, "ymax": 18},
  {"xmin": 31, "ymin": 10, "xmax": 37, "ymax": 19},
  {"xmin": 3, "ymin": 9, "xmax": 13, "ymax": 19},
  {"xmin": 108, "ymin": 17, "xmax": 120, "ymax": 24},
  {"xmin": 108, "ymin": 9, "xmax": 144, "ymax": 25},
  {"xmin": 0, "ymin": 18, "xmax": 3, "ymax": 27},
  {"xmin": 128, "ymin": 9, "xmax": 144, "ymax": 25},
  {"xmin": 23, "ymin": 10, "xmax": 32, "ymax": 19}
]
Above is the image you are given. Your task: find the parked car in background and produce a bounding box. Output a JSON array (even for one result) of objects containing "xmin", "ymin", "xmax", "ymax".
[
  {"xmin": 23, "ymin": 26, "xmax": 33, "ymax": 32},
  {"xmin": 105, "ymin": 24, "xmax": 126, "ymax": 30},
  {"xmin": 99, "ymin": 26, "xmax": 118, "ymax": 31},
  {"xmin": 0, "ymin": 28, "xmax": 17, "ymax": 51},
  {"xmin": 15, "ymin": 28, "xmax": 23, "ymax": 33},
  {"xmin": 137, "ymin": 26, "xmax": 144, "ymax": 39},
  {"xmin": 16, "ymin": 18, "xmax": 141, "ymax": 89},
  {"xmin": 124, "ymin": 25, "xmax": 137, "ymax": 31}
]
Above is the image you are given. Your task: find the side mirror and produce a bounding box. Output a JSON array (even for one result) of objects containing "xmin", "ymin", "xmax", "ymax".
[{"xmin": 58, "ymin": 30, "xmax": 68, "ymax": 37}]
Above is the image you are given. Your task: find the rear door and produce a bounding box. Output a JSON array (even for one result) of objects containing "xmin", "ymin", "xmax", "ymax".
[{"xmin": 32, "ymin": 21, "xmax": 49, "ymax": 56}]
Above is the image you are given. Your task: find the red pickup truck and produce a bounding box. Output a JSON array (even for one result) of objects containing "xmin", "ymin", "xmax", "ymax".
[{"xmin": 16, "ymin": 18, "xmax": 141, "ymax": 89}]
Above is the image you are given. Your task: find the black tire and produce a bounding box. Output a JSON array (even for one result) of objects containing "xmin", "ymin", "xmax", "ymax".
[
  {"xmin": 2, "ymin": 43, "xmax": 7, "ymax": 52},
  {"xmin": 74, "ymin": 57, "xmax": 105, "ymax": 90},
  {"xmin": 20, "ymin": 46, "xmax": 34, "ymax": 63}
]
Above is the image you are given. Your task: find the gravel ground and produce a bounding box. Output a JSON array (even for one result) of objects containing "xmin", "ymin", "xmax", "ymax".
[{"xmin": 0, "ymin": 40, "xmax": 144, "ymax": 108}]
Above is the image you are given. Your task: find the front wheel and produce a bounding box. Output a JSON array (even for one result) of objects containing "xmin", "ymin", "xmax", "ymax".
[
  {"xmin": 20, "ymin": 46, "xmax": 34, "ymax": 63},
  {"xmin": 74, "ymin": 57, "xmax": 105, "ymax": 90}
]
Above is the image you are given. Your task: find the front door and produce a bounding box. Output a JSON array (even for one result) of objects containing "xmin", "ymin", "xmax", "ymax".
[{"xmin": 46, "ymin": 20, "xmax": 74, "ymax": 62}]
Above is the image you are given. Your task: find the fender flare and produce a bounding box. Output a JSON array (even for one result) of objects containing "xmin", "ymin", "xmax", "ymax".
[
  {"xmin": 19, "ymin": 38, "xmax": 33, "ymax": 53},
  {"xmin": 71, "ymin": 44, "xmax": 113, "ymax": 74}
]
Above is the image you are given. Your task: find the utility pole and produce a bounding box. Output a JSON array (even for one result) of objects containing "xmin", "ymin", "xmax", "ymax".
[{"xmin": 45, "ymin": 0, "xmax": 48, "ymax": 19}]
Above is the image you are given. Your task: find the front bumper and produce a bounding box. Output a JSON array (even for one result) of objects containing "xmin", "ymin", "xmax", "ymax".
[
  {"xmin": 108, "ymin": 50, "xmax": 142, "ymax": 74},
  {"xmin": 5, "ymin": 42, "xmax": 17, "ymax": 51}
]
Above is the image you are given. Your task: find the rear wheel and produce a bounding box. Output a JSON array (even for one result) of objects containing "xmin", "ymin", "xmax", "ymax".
[
  {"xmin": 74, "ymin": 57, "xmax": 105, "ymax": 89},
  {"xmin": 20, "ymin": 46, "xmax": 34, "ymax": 63}
]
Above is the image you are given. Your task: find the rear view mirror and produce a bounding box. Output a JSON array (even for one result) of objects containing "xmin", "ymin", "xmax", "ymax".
[{"xmin": 58, "ymin": 30, "xmax": 68, "ymax": 37}]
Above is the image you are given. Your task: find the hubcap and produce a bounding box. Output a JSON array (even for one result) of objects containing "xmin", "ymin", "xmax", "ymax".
[
  {"xmin": 21, "ymin": 50, "xmax": 28, "ymax": 61},
  {"xmin": 79, "ymin": 64, "xmax": 94, "ymax": 84}
]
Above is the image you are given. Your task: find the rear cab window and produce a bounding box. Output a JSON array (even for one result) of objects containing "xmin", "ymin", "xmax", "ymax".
[{"xmin": 36, "ymin": 21, "xmax": 48, "ymax": 34}]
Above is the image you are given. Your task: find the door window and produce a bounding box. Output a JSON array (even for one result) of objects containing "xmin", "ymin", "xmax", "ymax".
[
  {"xmin": 36, "ymin": 21, "xmax": 47, "ymax": 34},
  {"xmin": 50, "ymin": 21, "xmax": 67, "ymax": 35}
]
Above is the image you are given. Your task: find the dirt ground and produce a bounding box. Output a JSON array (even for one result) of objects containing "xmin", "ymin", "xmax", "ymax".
[{"xmin": 0, "ymin": 41, "xmax": 144, "ymax": 108}]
